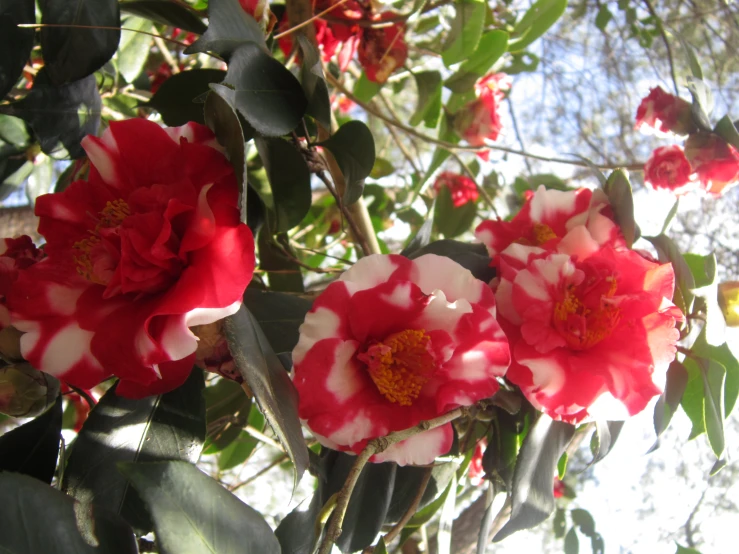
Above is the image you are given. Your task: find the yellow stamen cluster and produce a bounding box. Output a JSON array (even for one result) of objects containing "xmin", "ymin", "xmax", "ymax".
[
  {"xmin": 359, "ymin": 329, "xmax": 435, "ymax": 406},
  {"xmin": 533, "ymin": 223, "xmax": 557, "ymax": 245},
  {"xmin": 73, "ymin": 199, "xmax": 131, "ymax": 284},
  {"xmin": 554, "ymin": 276, "xmax": 620, "ymax": 350}
]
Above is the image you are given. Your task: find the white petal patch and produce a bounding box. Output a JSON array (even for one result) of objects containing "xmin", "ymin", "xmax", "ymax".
[
  {"xmin": 292, "ymin": 307, "xmax": 341, "ymax": 364},
  {"xmin": 528, "ymin": 185, "xmax": 577, "ymax": 222},
  {"xmin": 159, "ymin": 315, "xmax": 198, "ymax": 362},
  {"xmin": 46, "ymin": 284, "xmax": 83, "ymax": 317},
  {"xmin": 185, "ymin": 300, "xmax": 241, "ymax": 327},
  {"xmin": 418, "ymin": 290, "xmax": 472, "ymax": 338},
  {"xmin": 329, "ymin": 411, "xmax": 379, "ymax": 448},
  {"xmin": 373, "ymin": 425, "xmax": 450, "ymax": 466},
  {"xmin": 325, "ymin": 340, "xmax": 362, "ymax": 402},
  {"xmin": 495, "ymin": 278, "xmax": 521, "ymax": 324},
  {"xmin": 514, "ymin": 269, "xmax": 550, "ymax": 302},
  {"xmin": 81, "ymin": 137, "xmax": 119, "ymax": 186},
  {"xmin": 520, "ymin": 355, "xmax": 566, "ymax": 397},
  {"xmin": 380, "ymin": 282, "xmax": 414, "ymax": 309},
  {"xmin": 340, "ymin": 254, "xmax": 398, "ymax": 292},
  {"xmin": 38, "ymin": 324, "xmax": 101, "ymax": 376},
  {"xmin": 412, "ymin": 254, "xmax": 482, "ymax": 303}
]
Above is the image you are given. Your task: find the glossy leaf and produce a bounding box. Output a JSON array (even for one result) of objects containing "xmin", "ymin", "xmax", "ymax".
[
  {"xmin": 244, "ymin": 288, "xmax": 313, "ymax": 354},
  {"xmin": 645, "ymin": 234, "xmax": 695, "ymax": 315},
  {"xmin": 257, "ymin": 228, "xmax": 305, "ymax": 292},
  {"xmin": 386, "ymin": 463, "xmax": 456, "ymax": 524},
  {"xmin": 407, "ymin": 240, "xmax": 495, "ymax": 282},
  {"xmin": 318, "ymin": 120, "xmax": 376, "ymax": 205},
  {"xmin": 223, "ymin": 304, "xmax": 309, "ymax": 487},
  {"xmin": 275, "ymin": 479, "xmax": 325, "ymax": 554},
  {"xmin": 434, "ymin": 184, "xmax": 478, "ymax": 238},
  {"xmin": 571, "ymin": 508, "xmax": 604, "ymax": 554},
  {"xmin": 216, "ymin": 42, "xmax": 307, "ymax": 136},
  {"xmin": 508, "ymin": 0, "xmax": 568, "ymax": 52},
  {"xmin": 445, "ymin": 30, "xmax": 509, "ymax": 93},
  {"xmin": 353, "ymin": 71, "xmax": 382, "ymax": 103},
  {"xmin": 39, "ymin": 0, "xmax": 121, "ymax": 85},
  {"xmin": 0, "ymin": 472, "xmax": 137, "ymax": 554},
  {"xmin": 218, "ymin": 430, "xmax": 258, "ymax": 470},
  {"xmin": 654, "ymin": 360, "xmax": 689, "ymax": 438},
  {"xmin": 589, "ymin": 420, "xmax": 624, "ymax": 464},
  {"xmin": 186, "ymin": 0, "xmax": 264, "ymax": 56},
  {"xmin": 441, "ymin": 0, "xmax": 485, "ymax": 67},
  {"xmin": 149, "ymin": 69, "xmax": 226, "ymax": 126},
  {"xmin": 603, "ymin": 169, "xmax": 637, "ymax": 247},
  {"xmin": 683, "ymin": 252, "xmax": 717, "ymax": 289},
  {"xmin": 713, "ymin": 114, "xmax": 739, "ymax": 151},
  {"xmin": 553, "ymin": 507, "xmax": 566, "ymax": 538},
  {"xmin": 400, "ymin": 213, "xmax": 434, "ymax": 257},
  {"xmin": 203, "ymin": 377, "xmax": 251, "ymax": 453},
  {"xmin": 493, "ymin": 416, "xmax": 575, "ymax": 542},
  {"xmin": 255, "ymin": 136, "xmax": 312, "ymax": 231},
  {"xmin": 120, "ymin": 460, "xmax": 281, "ymax": 554},
  {"xmin": 564, "ymin": 527, "xmax": 580, "ymax": 554},
  {"xmin": 0, "ymin": 0, "xmax": 35, "ymax": 99},
  {"xmin": 410, "ymin": 71, "xmax": 443, "ymax": 128},
  {"xmin": 0, "ymin": 70, "xmax": 101, "ymax": 158},
  {"xmin": 700, "ymin": 357, "xmax": 726, "ymax": 457},
  {"xmin": 121, "ymin": 0, "xmax": 207, "ymax": 34},
  {"xmin": 0, "ymin": 395, "xmax": 62, "ymax": 484},
  {"xmin": 296, "ymin": 35, "xmax": 331, "ymax": 129},
  {"xmin": 62, "ymin": 369, "xmax": 205, "ymax": 534},
  {"xmin": 686, "ymin": 77, "xmax": 714, "ymax": 131}
]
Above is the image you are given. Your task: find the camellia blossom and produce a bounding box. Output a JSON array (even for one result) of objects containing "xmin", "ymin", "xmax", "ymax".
[
  {"xmin": 475, "ymin": 185, "xmax": 625, "ymax": 264},
  {"xmin": 0, "ymin": 236, "xmax": 44, "ymax": 330},
  {"xmin": 454, "ymin": 74, "xmax": 510, "ymax": 161},
  {"xmin": 292, "ymin": 254, "xmax": 511, "ymax": 466},
  {"xmin": 494, "ymin": 230, "xmax": 682, "ymax": 423},
  {"xmin": 433, "ymin": 172, "xmax": 479, "ymax": 207},
  {"xmin": 635, "ymin": 86, "xmax": 695, "ymax": 137},
  {"xmin": 357, "ymin": 12, "xmax": 408, "ymax": 84},
  {"xmin": 684, "ymin": 132, "xmax": 739, "ymax": 196},
  {"xmin": 643, "ymin": 145, "xmax": 693, "ymax": 192},
  {"xmin": 7, "ymin": 119, "xmax": 255, "ymax": 398}
]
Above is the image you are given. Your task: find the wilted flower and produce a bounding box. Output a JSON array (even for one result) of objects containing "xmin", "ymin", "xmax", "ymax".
[
  {"xmin": 8, "ymin": 119, "xmax": 255, "ymax": 398},
  {"xmin": 292, "ymin": 254, "xmax": 510, "ymax": 465},
  {"xmin": 635, "ymin": 86, "xmax": 695, "ymax": 137},
  {"xmin": 357, "ymin": 12, "xmax": 408, "ymax": 84}
]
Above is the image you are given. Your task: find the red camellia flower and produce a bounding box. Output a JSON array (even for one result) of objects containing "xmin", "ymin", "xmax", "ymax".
[
  {"xmin": 454, "ymin": 74, "xmax": 510, "ymax": 161},
  {"xmin": 468, "ymin": 439, "xmax": 487, "ymax": 486},
  {"xmin": 643, "ymin": 145, "xmax": 693, "ymax": 192},
  {"xmin": 553, "ymin": 477, "xmax": 566, "ymax": 499},
  {"xmin": 292, "ymin": 254, "xmax": 510, "ymax": 465},
  {"xmin": 684, "ymin": 132, "xmax": 739, "ymax": 196},
  {"xmin": 475, "ymin": 185, "xmax": 625, "ymax": 264},
  {"xmin": 433, "ymin": 172, "xmax": 479, "ymax": 207},
  {"xmin": 7, "ymin": 119, "xmax": 255, "ymax": 398},
  {"xmin": 635, "ymin": 86, "xmax": 695, "ymax": 137},
  {"xmin": 494, "ymin": 227, "xmax": 682, "ymax": 423},
  {"xmin": 357, "ymin": 12, "xmax": 408, "ymax": 84},
  {"xmin": 0, "ymin": 236, "xmax": 44, "ymax": 330}
]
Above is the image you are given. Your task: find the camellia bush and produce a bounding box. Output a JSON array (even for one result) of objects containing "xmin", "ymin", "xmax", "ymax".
[{"xmin": 0, "ymin": 1, "xmax": 738, "ymax": 553}]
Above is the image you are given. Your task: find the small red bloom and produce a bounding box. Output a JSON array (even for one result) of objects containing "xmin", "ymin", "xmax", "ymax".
[
  {"xmin": 292, "ymin": 254, "xmax": 510, "ymax": 465},
  {"xmin": 433, "ymin": 172, "xmax": 479, "ymax": 207},
  {"xmin": 635, "ymin": 87, "xmax": 695, "ymax": 137},
  {"xmin": 8, "ymin": 120, "xmax": 255, "ymax": 398},
  {"xmin": 357, "ymin": 12, "xmax": 408, "ymax": 84},
  {"xmin": 643, "ymin": 145, "xmax": 693, "ymax": 192},
  {"xmin": 455, "ymin": 74, "xmax": 510, "ymax": 161},
  {"xmin": 684, "ymin": 132, "xmax": 739, "ymax": 196},
  {"xmin": 475, "ymin": 186, "xmax": 625, "ymax": 264},
  {"xmin": 468, "ymin": 440, "xmax": 487, "ymax": 486},
  {"xmin": 0, "ymin": 236, "xmax": 44, "ymax": 330},
  {"xmin": 553, "ymin": 477, "xmax": 566, "ymax": 498}
]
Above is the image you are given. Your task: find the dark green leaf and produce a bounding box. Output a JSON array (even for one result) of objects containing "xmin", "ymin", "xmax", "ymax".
[
  {"xmin": 458, "ymin": 30, "xmax": 509, "ymax": 76},
  {"xmin": 400, "ymin": 213, "xmax": 434, "ymax": 257},
  {"xmin": 407, "ymin": 240, "xmax": 495, "ymax": 282},
  {"xmin": 654, "ymin": 360, "xmax": 689, "ymax": 437},
  {"xmin": 503, "ymin": 51, "xmax": 540, "ymax": 74},
  {"xmin": 441, "ymin": 0, "xmax": 485, "ymax": 67},
  {"xmin": 0, "ymin": 395, "xmax": 62, "ymax": 483},
  {"xmin": 434, "ymin": 184, "xmax": 478, "ymax": 238},
  {"xmin": 203, "ymin": 377, "xmax": 251, "ymax": 453},
  {"xmin": 0, "ymin": 113, "xmax": 29, "ymax": 148},
  {"xmin": 683, "ymin": 252, "xmax": 717, "ymax": 289},
  {"xmin": 149, "ymin": 69, "xmax": 226, "ymax": 126},
  {"xmin": 410, "ymin": 71, "xmax": 442, "ymax": 128},
  {"xmin": 571, "ymin": 508, "xmax": 604, "ymax": 554},
  {"xmin": 676, "ymin": 545, "xmax": 702, "ymax": 554},
  {"xmin": 589, "ymin": 420, "xmax": 624, "ymax": 464},
  {"xmin": 186, "ymin": 0, "xmax": 264, "ymax": 56},
  {"xmin": 296, "ymin": 35, "xmax": 331, "ymax": 129},
  {"xmin": 595, "ymin": 6, "xmax": 613, "ymax": 30},
  {"xmin": 62, "ymin": 369, "xmax": 205, "ymax": 534},
  {"xmin": 223, "ymin": 305, "xmax": 309, "ymax": 488},
  {"xmin": 370, "ymin": 157, "xmax": 395, "ymax": 179},
  {"xmin": 557, "ymin": 452, "xmax": 568, "ymax": 479},
  {"xmin": 553, "ymin": 507, "xmax": 566, "ymax": 539},
  {"xmin": 121, "ymin": 0, "xmax": 207, "ymax": 34},
  {"xmin": 661, "ymin": 198, "xmax": 679, "ymax": 234},
  {"xmin": 0, "ymin": 472, "xmax": 137, "ymax": 554},
  {"xmin": 678, "ymin": 37, "xmax": 704, "ymax": 80},
  {"xmin": 0, "ymin": 0, "xmax": 35, "ymax": 99},
  {"xmin": 700, "ymin": 357, "xmax": 726, "ymax": 457},
  {"xmin": 218, "ymin": 430, "xmax": 258, "ymax": 470},
  {"xmin": 353, "ymin": 72, "xmax": 382, "ymax": 103},
  {"xmin": 508, "ymin": 0, "xmax": 567, "ymax": 52},
  {"xmin": 0, "ymin": 70, "xmax": 101, "ymax": 158},
  {"xmin": 39, "ymin": 0, "xmax": 120, "ymax": 85},
  {"xmin": 216, "ymin": 42, "xmax": 307, "ymax": 136},
  {"xmin": 375, "ymin": 537, "xmax": 389, "ymax": 554},
  {"xmin": 244, "ymin": 288, "xmax": 313, "ymax": 354},
  {"xmin": 564, "ymin": 527, "xmax": 580, "ymax": 554},
  {"xmin": 645, "ymin": 234, "xmax": 695, "ymax": 315},
  {"xmin": 120, "ymin": 460, "xmax": 280, "ymax": 554},
  {"xmin": 686, "ymin": 77, "xmax": 714, "ymax": 131},
  {"xmin": 386, "ymin": 463, "xmax": 455, "ymax": 524},
  {"xmin": 603, "ymin": 169, "xmax": 637, "ymax": 248},
  {"xmin": 714, "ymin": 114, "xmax": 739, "ymax": 151},
  {"xmin": 493, "ymin": 416, "xmax": 575, "ymax": 542},
  {"xmin": 275, "ymin": 477, "xmax": 325, "ymax": 554},
  {"xmin": 318, "ymin": 120, "xmax": 376, "ymax": 206},
  {"xmin": 255, "ymin": 137, "xmax": 312, "ymax": 231},
  {"xmin": 257, "ymin": 229, "xmax": 305, "ymax": 292}
]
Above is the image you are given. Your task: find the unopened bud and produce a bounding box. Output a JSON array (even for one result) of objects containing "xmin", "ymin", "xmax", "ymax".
[{"xmin": 0, "ymin": 363, "xmax": 60, "ymax": 417}]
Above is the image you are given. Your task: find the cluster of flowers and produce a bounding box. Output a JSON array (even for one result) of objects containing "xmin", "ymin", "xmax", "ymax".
[
  {"xmin": 294, "ymin": 186, "xmax": 682, "ymax": 465},
  {"xmin": 637, "ymin": 86, "xmax": 739, "ymax": 195},
  {"xmin": 278, "ymin": 0, "xmax": 408, "ymax": 84},
  {"xmin": 1, "ymin": 119, "xmax": 682, "ymax": 473}
]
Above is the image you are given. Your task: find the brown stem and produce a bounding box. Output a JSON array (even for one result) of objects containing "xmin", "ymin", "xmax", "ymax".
[{"xmin": 316, "ymin": 171, "xmax": 373, "ymax": 256}]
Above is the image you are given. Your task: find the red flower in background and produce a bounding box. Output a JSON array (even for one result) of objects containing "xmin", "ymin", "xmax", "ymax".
[
  {"xmin": 635, "ymin": 86, "xmax": 695, "ymax": 137},
  {"xmin": 0, "ymin": 236, "xmax": 44, "ymax": 330},
  {"xmin": 455, "ymin": 74, "xmax": 510, "ymax": 161},
  {"xmin": 644, "ymin": 145, "xmax": 693, "ymax": 192},
  {"xmin": 433, "ymin": 172, "xmax": 479, "ymax": 207},
  {"xmin": 8, "ymin": 120, "xmax": 255, "ymax": 398},
  {"xmin": 468, "ymin": 440, "xmax": 487, "ymax": 486},
  {"xmin": 553, "ymin": 477, "xmax": 566, "ymax": 498},
  {"xmin": 357, "ymin": 12, "xmax": 408, "ymax": 84},
  {"xmin": 292, "ymin": 254, "xmax": 510, "ymax": 465},
  {"xmin": 684, "ymin": 132, "xmax": 739, "ymax": 196}
]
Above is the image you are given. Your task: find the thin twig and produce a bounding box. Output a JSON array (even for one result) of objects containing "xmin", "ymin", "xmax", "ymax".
[
  {"xmin": 229, "ymin": 453, "xmax": 288, "ymax": 492},
  {"xmin": 642, "ymin": 0, "xmax": 680, "ymax": 95},
  {"xmin": 316, "ymin": 171, "xmax": 373, "ymax": 256},
  {"xmin": 274, "ymin": 0, "xmax": 351, "ymax": 40}
]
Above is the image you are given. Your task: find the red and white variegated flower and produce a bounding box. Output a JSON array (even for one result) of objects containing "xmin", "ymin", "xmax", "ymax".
[
  {"xmin": 475, "ymin": 185, "xmax": 625, "ymax": 264},
  {"xmin": 496, "ymin": 233, "xmax": 682, "ymax": 423},
  {"xmin": 8, "ymin": 119, "xmax": 255, "ymax": 398},
  {"xmin": 635, "ymin": 86, "xmax": 695, "ymax": 137},
  {"xmin": 291, "ymin": 254, "xmax": 510, "ymax": 466},
  {"xmin": 0, "ymin": 236, "xmax": 44, "ymax": 330}
]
